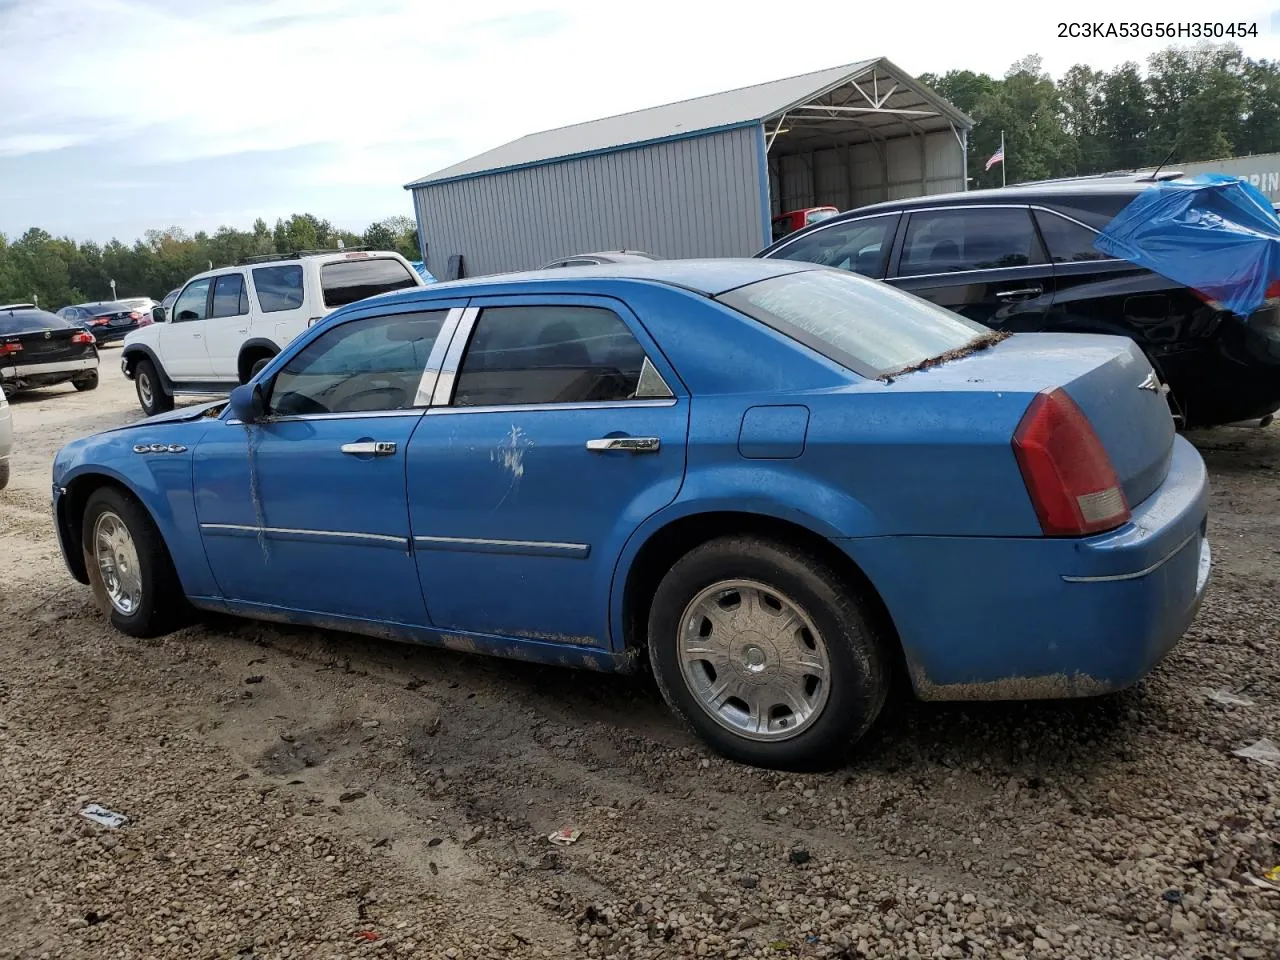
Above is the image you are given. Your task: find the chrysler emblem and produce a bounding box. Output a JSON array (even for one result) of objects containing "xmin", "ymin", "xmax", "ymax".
[{"xmin": 1138, "ymin": 372, "xmax": 1161, "ymax": 392}]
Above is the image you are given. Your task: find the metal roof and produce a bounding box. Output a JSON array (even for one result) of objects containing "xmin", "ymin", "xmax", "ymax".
[{"xmin": 406, "ymin": 58, "xmax": 973, "ymax": 189}]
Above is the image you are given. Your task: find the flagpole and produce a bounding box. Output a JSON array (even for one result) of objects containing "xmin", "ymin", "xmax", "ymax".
[{"xmin": 1001, "ymin": 130, "xmax": 1006, "ymax": 188}]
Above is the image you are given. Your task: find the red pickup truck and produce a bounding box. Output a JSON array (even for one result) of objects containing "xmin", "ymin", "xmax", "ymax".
[{"xmin": 771, "ymin": 206, "xmax": 839, "ymax": 242}]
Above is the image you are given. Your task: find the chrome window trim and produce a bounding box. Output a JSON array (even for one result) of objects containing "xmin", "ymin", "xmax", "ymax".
[
  {"xmin": 889, "ymin": 262, "xmax": 1050, "ymax": 282},
  {"xmin": 414, "ymin": 306, "xmax": 466, "ymax": 405},
  {"xmin": 431, "ymin": 306, "xmax": 479, "ymax": 406},
  {"xmin": 200, "ymin": 522, "xmax": 406, "ymax": 546},
  {"xmin": 227, "ymin": 408, "xmax": 424, "ymax": 426},
  {"xmin": 426, "ymin": 398, "xmax": 678, "ymax": 416}
]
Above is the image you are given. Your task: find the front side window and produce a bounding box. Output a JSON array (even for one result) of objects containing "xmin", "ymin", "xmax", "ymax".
[
  {"xmin": 897, "ymin": 208, "xmax": 1045, "ymax": 277},
  {"xmin": 252, "ymin": 265, "xmax": 305, "ymax": 313},
  {"xmin": 770, "ymin": 214, "xmax": 899, "ymax": 279},
  {"xmin": 172, "ymin": 278, "xmax": 213, "ymax": 323},
  {"xmin": 211, "ymin": 274, "xmax": 249, "ymax": 318},
  {"xmin": 321, "ymin": 258, "xmax": 418, "ymax": 308},
  {"xmin": 452, "ymin": 305, "xmax": 656, "ymax": 407},
  {"xmin": 268, "ymin": 310, "xmax": 447, "ymax": 416},
  {"xmin": 1033, "ymin": 210, "xmax": 1111, "ymax": 263},
  {"xmin": 717, "ymin": 268, "xmax": 989, "ymax": 378}
]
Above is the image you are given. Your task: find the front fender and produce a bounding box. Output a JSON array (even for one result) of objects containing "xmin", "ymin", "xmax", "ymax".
[
  {"xmin": 120, "ymin": 343, "xmax": 172, "ymax": 391},
  {"xmin": 606, "ymin": 463, "xmax": 879, "ymax": 649},
  {"xmin": 54, "ymin": 424, "xmax": 219, "ymax": 597}
]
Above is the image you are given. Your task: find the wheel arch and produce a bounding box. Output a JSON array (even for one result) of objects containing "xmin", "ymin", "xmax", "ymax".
[
  {"xmin": 59, "ymin": 471, "xmax": 154, "ymax": 584},
  {"xmin": 613, "ymin": 509, "xmax": 904, "ymax": 678},
  {"xmin": 121, "ymin": 344, "xmax": 172, "ymax": 392},
  {"xmin": 237, "ymin": 339, "xmax": 280, "ymax": 383}
]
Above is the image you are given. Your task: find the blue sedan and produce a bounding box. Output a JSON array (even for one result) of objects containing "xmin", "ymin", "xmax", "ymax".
[{"xmin": 50, "ymin": 259, "xmax": 1211, "ymax": 770}]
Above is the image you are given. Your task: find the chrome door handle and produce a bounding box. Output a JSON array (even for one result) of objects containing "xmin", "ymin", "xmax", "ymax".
[
  {"xmin": 586, "ymin": 436, "xmax": 660, "ymax": 453},
  {"xmin": 341, "ymin": 441, "xmax": 397, "ymax": 457},
  {"xmin": 192, "ymin": 333, "xmax": 203, "ymax": 339},
  {"xmin": 995, "ymin": 286, "xmax": 1043, "ymax": 299}
]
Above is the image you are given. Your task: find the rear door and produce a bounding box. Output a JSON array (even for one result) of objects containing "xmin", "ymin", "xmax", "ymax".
[
  {"xmin": 886, "ymin": 206, "xmax": 1053, "ymax": 332},
  {"xmin": 405, "ymin": 296, "xmax": 689, "ymax": 647},
  {"xmin": 248, "ymin": 264, "xmax": 311, "ymax": 351},
  {"xmin": 161, "ymin": 278, "xmax": 214, "ymax": 378}
]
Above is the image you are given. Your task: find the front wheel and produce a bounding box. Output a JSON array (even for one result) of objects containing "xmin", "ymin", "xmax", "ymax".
[
  {"xmin": 647, "ymin": 536, "xmax": 889, "ymax": 771},
  {"xmin": 134, "ymin": 358, "xmax": 173, "ymax": 416},
  {"xmin": 81, "ymin": 486, "xmax": 189, "ymax": 637}
]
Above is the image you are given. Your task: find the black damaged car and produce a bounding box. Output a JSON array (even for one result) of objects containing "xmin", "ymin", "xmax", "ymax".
[
  {"xmin": 756, "ymin": 175, "xmax": 1280, "ymax": 429},
  {"xmin": 0, "ymin": 307, "xmax": 100, "ymax": 395}
]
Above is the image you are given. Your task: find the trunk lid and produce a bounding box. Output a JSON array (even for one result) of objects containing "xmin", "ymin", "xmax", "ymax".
[
  {"xmin": 902, "ymin": 332, "xmax": 1175, "ymax": 509},
  {"xmin": 11, "ymin": 328, "xmax": 91, "ymax": 363}
]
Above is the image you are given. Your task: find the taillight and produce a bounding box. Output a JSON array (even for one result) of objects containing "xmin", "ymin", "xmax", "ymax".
[
  {"xmin": 0, "ymin": 342, "xmax": 21, "ymax": 356},
  {"xmin": 71, "ymin": 331, "xmax": 95, "ymax": 345},
  {"xmin": 1012, "ymin": 388, "xmax": 1130, "ymax": 537},
  {"xmin": 91, "ymin": 317, "xmax": 110, "ymax": 326}
]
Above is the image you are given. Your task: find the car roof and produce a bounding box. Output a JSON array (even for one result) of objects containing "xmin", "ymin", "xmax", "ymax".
[
  {"xmin": 843, "ymin": 177, "xmax": 1154, "ymax": 217},
  {"xmin": 415, "ymin": 258, "xmax": 810, "ymax": 299}
]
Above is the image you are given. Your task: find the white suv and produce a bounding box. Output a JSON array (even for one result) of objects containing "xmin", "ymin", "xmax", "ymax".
[{"xmin": 121, "ymin": 250, "xmax": 425, "ymax": 414}]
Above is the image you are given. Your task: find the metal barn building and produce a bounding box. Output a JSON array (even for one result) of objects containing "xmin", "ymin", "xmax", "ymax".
[{"xmin": 405, "ymin": 58, "xmax": 973, "ymax": 279}]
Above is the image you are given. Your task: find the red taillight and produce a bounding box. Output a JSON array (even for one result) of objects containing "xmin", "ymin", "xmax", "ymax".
[
  {"xmin": 71, "ymin": 331, "xmax": 95, "ymax": 345},
  {"xmin": 1012, "ymin": 388, "xmax": 1130, "ymax": 537},
  {"xmin": 90, "ymin": 317, "xmax": 110, "ymax": 326},
  {"xmin": 0, "ymin": 342, "xmax": 21, "ymax": 356},
  {"xmin": 129, "ymin": 311, "xmax": 142, "ymax": 320}
]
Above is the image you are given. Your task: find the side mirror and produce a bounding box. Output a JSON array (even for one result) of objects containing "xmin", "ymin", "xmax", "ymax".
[
  {"xmin": 152, "ymin": 306, "xmax": 166, "ymax": 323},
  {"xmin": 228, "ymin": 382, "xmax": 268, "ymax": 423}
]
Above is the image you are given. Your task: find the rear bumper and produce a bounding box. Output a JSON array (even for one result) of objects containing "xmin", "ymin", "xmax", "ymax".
[
  {"xmin": 1, "ymin": 357, "xmax": 98, "ymax": 384},
  {"xmin": 840, "ymin": 435, "xmax": 1211, "ymax": 700}
]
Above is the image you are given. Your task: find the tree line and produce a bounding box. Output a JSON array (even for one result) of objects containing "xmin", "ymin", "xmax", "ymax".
[
  {"xmin": 920, "ymin": 44, "xmax": 1280, "ymax": 188},
  {"xmin": 0, "ymin": 214, "xmax": 420, "ymax": 311},
  {"xmin": 4, "ymin": 43, "xmax": 1278, "ymax": 311}
]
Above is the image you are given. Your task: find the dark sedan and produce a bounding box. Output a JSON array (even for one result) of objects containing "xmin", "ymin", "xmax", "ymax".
[
  {"xmin": 757, "ymin": 177, "xmax": 1280, "ymax": 429},
  {"xmin": 540, "ymin": 250, "xmax": 659, "ymax": 268},
  {"xmin": 1, "ymin": 307, "xmax": 100, "ymax": 393},
  {"xmin": 57, "ymin": 300, "xmax": 152, "ymax": 345}
]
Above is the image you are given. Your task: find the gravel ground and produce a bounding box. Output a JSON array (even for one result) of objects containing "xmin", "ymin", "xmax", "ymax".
[{"xmin": 1, "ymin": 356, "xmax": 1278, "ymax": 960}]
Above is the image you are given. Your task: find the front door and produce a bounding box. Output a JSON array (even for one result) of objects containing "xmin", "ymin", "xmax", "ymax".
[
  {"xmin": 161, "ymin": 277, "xmax": 214, "ymax": 378},
  {"xmin": 202, "ymin": 272, "xmax": 252, "ymax": 381},
  {"xmin": 193, "ymin": 306, "xmax": 458, "ymax": 625},
  {"xmin": 887, "ymin": 206, "xmax": 1053, "ymax": 333},
  {"xmin": 406, "ymin": 296, "xmax": 689, "ymax": 647}
]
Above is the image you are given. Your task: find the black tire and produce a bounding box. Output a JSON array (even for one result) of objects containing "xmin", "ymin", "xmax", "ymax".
[
  {"xmin": 647, "ymin": 536, "xmax": 889, "ymax": 771},
  {"xmin": 81, "ymin": 486, "xmax": 189, "ymax": 638},
  {"xmin": 248, "ymin": 355, "xmax": 273, "ymax": 380},
  {"xmin": 73, "ymin": 370, "xmax": 99, "ymax": 391},
  {"xmin": 134, "ymin": 358, "xmax": 173, "ymax": 416},
  {"xmin": 0, "ymin": 460, "xmax": 9, "ymax": 490}
]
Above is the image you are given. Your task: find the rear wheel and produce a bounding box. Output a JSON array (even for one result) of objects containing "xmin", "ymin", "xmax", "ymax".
[
  {"xmin": 81, "ymin": 486, "xmax": 188, "ymax": 637},
  {"xmin": 73, "ymin": 370, "xmax": 99, "ymax": 391},
  {"xmin": 647, "ymin": 536, "xmax": 889, "ymax": 771},
  {"xmin": 249, "ymin": 356, "xmax": 272, "ymax": 379},
  {"xmin": 0, "ymin": 461, "xmax": 9, "ymax": 490},
  {"xmin": 134, "ymin": 358, "xmax": 173, "ymax": 416}
]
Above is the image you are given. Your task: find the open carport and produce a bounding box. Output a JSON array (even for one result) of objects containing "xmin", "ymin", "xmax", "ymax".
[{"xmin": 405, "ymin": 58, "xmax": 973, "ymax": 278}]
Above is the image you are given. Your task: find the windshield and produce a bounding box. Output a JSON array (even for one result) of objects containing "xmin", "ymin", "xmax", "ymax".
[{"xmin": 716, "ymin": 268, "xmax": 989, "ymax": 378}]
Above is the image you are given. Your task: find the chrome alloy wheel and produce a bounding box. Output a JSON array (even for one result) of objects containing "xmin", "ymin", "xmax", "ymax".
[
  {"xmin": 137, "ymin": 370, "xmax": 154, "ymax": 408},
  {"xmin": 678, "ymin": 579, "xmax": 831, "ymax": 741},
  {"xmin": 93, "ymin": 510, "xmax": 142, "ymax": 615}
]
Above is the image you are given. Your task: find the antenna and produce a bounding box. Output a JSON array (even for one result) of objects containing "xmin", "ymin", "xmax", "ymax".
[{"xmin": 1149, "ymin": 144, "xmax": 1178, "ymax": 182}]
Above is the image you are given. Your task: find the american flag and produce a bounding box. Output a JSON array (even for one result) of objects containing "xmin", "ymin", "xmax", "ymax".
[{"xmin": 985, "ymin": 145, "xmax": 1005, "ymax": 171}]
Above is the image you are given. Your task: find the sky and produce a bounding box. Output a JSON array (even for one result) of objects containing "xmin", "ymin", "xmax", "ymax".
[{"xmin": 2, "ymin": 0, "xmax": 1280, "ymax": 244}]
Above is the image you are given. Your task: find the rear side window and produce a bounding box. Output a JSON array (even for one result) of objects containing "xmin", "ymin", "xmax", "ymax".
[
  {"xmin": 1033, "ymin": 210, "xmax": 1111, "ymax": 263},
  {"xmin": 321, "ymin": 258, "xmax": 418, "ymax": 308},
  {"xmin": 717, "ymin": 268, "xmax": 988, "ymax": 379},
  {"xmin": 211, "ymin": 274, "xmax": 249, "ymax": 317},
  {"xmin": 452, "ymin": 305, "xmax": 651, "ymax": 407},
  {"xmin": 770, "ymin": 214, "xmax": 899, "ymax": 279},
  {"xmin": 0, "ymin": 310, "xmax": 70, "ymax": 335},
  {"xmin": 897, "ymin": 208, "xmax": 1045, "ymax": 277},
  {"xmin": 252, "ymin": 265, "xmax": 305, "ymax": 313}
]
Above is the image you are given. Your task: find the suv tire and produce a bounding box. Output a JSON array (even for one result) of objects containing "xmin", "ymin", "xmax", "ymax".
[{"xmin": 134, "ymin": 358, "xmax": 173, "ymax": 416}]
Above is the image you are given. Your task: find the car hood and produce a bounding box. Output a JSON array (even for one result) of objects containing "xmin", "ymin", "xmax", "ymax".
[{"xmin": 100, "ymin": 400, "xmax": 227, "ymax": 435}]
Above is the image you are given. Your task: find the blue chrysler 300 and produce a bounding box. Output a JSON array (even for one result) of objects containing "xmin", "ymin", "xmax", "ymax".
[{"xmin": 51, "ymin": 259, "xmax": 1211, "ymax": 770}]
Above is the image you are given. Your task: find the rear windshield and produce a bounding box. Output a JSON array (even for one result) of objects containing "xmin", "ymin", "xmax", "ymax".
[
  {"xmin": 0, "ymin": 310, "xmax": 72, "ymax": 335},
  {"xmin": 717, "ymin": 268, "xmax": 988, "ymax": 378},
  {"xmin": 321, "ymin": 257, "xmax": 417, "ymax": 308}
]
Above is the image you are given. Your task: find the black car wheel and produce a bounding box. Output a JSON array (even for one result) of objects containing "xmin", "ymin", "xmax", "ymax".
[
  {"xmin": 73, "ymin": 370, "xmax": 99, "ymax": 391},
  {"xmin": 134, "ymin": 358, "xmax": 173, "ymax": 416},
  {"xmin": 249, "ymin": 356, "xmax": 272, "ymax": 379},
  {"xmin": 81, "ymin": 486, "xmax": 188, "ymax": 637},
  {"xmin": 0, "ymin": 460, "xmax": 9, "ymax": 490},
  {"xmin": 647, "ymin": 535, "xmax": 889, "ymax": 771}
]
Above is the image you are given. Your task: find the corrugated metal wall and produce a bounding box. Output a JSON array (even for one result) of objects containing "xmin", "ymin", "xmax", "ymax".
[
  {"xmin": 1173, "ymin": 153, "xmax": 1280, "ymax": 202},
  {"xmin": 768, "ymin": 131, "xmax": 962, "ymax": 214},
  {"xmin": 412, "ymin": 125, "xmax": 766, "ymax": 279}
]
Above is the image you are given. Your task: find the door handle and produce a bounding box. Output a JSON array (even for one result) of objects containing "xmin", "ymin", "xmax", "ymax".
[
  {"xmin": 586, "ymin": 436, "xmax": 660, "ymax": 453},
  {"xmin": 192, "ymin": 333, "xmax": 203, "ymax": 339},
  {"xmin": 995, "ymin": 286, "xmax": 1043, "ymax": 299},
  {"xmin": 341, "ymin": 441, "xmax": 397, "ymax": 457}
]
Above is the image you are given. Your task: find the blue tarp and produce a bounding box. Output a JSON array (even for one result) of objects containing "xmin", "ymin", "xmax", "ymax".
[
  {"xmin": 409, "ymin": 260, "xmax": 436, "ymax": 283},
  {"xmin": 1094, "ymin": 173, "xmax": 1280, "ymax": 317}
]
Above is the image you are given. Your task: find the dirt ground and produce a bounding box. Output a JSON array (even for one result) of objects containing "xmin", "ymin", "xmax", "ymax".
[{"xmin": 1, "ymin": 354, "xmax": 1278, "ymax": 960}]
